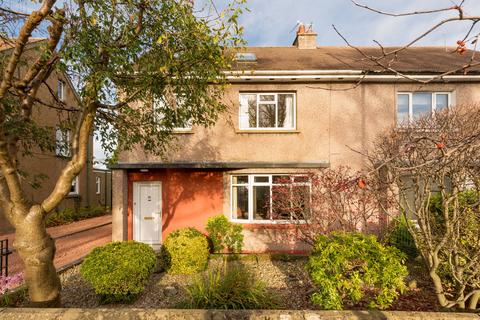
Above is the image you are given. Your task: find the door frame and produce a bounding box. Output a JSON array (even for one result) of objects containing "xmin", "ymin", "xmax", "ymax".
[{"xmin": 132, "ymin": 181, "xmax": 162, "ymax": 245}]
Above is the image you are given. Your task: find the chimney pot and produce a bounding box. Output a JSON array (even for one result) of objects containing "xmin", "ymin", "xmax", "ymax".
[{"xmin": 293, "ymin": 23, "xmax": 317, "ymax": 49}]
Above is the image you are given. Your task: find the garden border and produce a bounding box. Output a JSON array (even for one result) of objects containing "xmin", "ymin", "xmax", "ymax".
[{"xmin": 0, "ymin": 309, "xmax": 478, "ymax": 319}]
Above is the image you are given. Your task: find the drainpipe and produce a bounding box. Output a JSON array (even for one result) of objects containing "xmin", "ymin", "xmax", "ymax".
[{"xmin": 86, "ymin": 134, "xmax": 91, "ymax": 207}]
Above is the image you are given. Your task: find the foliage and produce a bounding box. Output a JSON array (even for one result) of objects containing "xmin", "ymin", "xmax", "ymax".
[
  {"xmin": 385, "ymin": 216, "xmax": 418, "ymax": 260},
  {"xmin": 370, "ymin": 105, "xmax": 480, "ymax": 310},
  {"xmin": 0, "ymin": 0, "xmax": 245, "ymax": 304},
  {"xmin": 45, "ymin": 206, "xmax": 107, "ymax": 227},
  {"xmin": 206, "ymin": 215, "xmax": 244, "ymax": 253},
  {"xmin": 181, "ymin": 263, "xmax": 278, "ymax": 309},
  {"xmin": 306, "ymin": 233, "xmax": 407, "ymax": 310},
  {"xmin": 162, "ymin": 228, "xmax": 209, "ymax": 274},
  {"xmin": 270, "ymin": 167, "xmax": 389, "ymax": 245},
  {"xmin": 80, "ymin": 241, "xmax": 156, "ymax": 303}
]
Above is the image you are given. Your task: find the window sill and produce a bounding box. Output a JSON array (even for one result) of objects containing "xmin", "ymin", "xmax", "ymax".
[
  {"xmin": 235, "ymin": 129, "xmax": 300, "ymax": 134},
  {"xmin": 67, "ymin": 193, "xmax": 80, "ymax": 198},
  {"xmin": 231, "ymin": 220, "xmax": 306, "ymax": 229}
]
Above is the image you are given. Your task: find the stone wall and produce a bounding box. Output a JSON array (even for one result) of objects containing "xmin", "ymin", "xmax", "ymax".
[{"xmin": 0, "ymin": 309, "xmax": 478, "ymax": 320}]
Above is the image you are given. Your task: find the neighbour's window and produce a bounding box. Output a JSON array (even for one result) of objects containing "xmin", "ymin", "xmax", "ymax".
[
  {"xmin": 70, "ymin": 176, "xmax": 79, "ymax": 195},
  {"xmin": 55, "ymin": 128, "xmax": 71, "ymax": 157},
  {"xmin": 231, "ymin": 174, "xmax": 310, "ymax": 222},
  {"xmin": 239, "ymin": 93, "xmax": 296, "ymax": 130},
  {"xmin": 397, "ymin": 92, "xmax": 451, "ymax": 125},
  {"xmin": 96, "ymin": 177, "xmax": 101, "ymax": 194},
  {"xmin": 57, "ymin": 80, "xmax": 65, "ymax": 101},
  {"xmin": 153, "ymin": 96, "xmax": 192, "ymax": 131}
]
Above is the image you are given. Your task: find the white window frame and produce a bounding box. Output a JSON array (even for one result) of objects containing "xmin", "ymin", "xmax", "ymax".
[
  {"xmin": 55, "ymin": 128, "xmax": 71, "ymax": 157},
  {"xmin": 153, "ymin": 96, "xmax": 193, "ymax": 132},
  {"xmin": 397, "ymin": 91, "xmax": 452, "ymax": 125},
  {"xmin": 96, "ymin": 177, "xmax": 101, "ymax": 195},
  {"xmin": 239, "ymin": 92, "xmax": 296, "ymax": 130},
  {"xmin": 57, "ymin": 80, "xmax": 65, "ymax": 101},
  {"xmin": 69, "ymin": 176, "xmax": 79, "ymax": 195},
  {"xmin": 230, "ymin": 174, "xmax": 310, "ymax": 224}
]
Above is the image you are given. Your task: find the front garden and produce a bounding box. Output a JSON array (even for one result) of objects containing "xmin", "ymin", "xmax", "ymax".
[{"xmin": 3, "ymin": 215, "xmax": 442, "ymax": 311}]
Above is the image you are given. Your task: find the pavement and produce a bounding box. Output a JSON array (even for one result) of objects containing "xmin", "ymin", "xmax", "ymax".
[{"xmin": 0, "ymin": 215, "xmax": 112, "ymax": 275}]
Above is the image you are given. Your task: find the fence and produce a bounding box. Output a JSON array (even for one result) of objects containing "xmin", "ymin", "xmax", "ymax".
[{"xmin": 1, "ymin": 238, "xmax": 12, "ymax": 277}]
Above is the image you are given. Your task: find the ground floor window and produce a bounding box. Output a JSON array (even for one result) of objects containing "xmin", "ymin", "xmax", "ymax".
[{"xmin": 231, "ymin": 174, "xmax": 311, "ymax": 223}]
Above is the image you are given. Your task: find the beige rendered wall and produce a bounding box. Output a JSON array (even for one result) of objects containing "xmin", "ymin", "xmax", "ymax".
[
  {"xmin": 113, "ymin": 80, "xmax": 480, "ymax": 250},
  {"xmin": 120, "ymin": 81, "xmax": 480, "ymax": 170}
]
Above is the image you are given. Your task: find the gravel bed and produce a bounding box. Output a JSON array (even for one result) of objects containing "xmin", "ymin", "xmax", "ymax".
[{"xmin": 59, "ymin": 255, "xmax": 316, "ymax": 309}]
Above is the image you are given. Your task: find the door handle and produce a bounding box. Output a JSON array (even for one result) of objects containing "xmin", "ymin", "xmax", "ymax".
[{"xmin": 144, "ymin": 217, "xmax": 154, "ymax": 220}]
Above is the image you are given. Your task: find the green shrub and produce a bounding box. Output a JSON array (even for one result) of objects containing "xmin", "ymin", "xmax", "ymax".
[
  {"xmin": 182, "ymin": 264, "xmax": 277, "ymax": 309},
  {"xmin": 80, "ymin": 241, "xmax": 156, "ymax": 303},
  {"xmin": 385, "ymin": 216, "xmax": 418, "ymax": 259},
  {"xmin": 46, "ymin": 206, "xmax": 106, "ymax": 227},
  {"xmin": 306, "ymin": 233, "xmax": 408, "ymax": 310},
  {"xmin": 162, "ymin": 227, "xmax": 209, "ymax": 274},
  {"xmin": 206, "ymin": 215, "xmax": 244, "ymax": 253}
]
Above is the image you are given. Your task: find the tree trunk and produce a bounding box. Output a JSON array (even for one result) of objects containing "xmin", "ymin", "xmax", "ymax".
[{"xmin": 14, "ymin": 206, "xmax": 61, "ymax": 307}]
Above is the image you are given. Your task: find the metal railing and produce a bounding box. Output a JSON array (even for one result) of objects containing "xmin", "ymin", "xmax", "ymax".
[{"xmin": 1, "ymin": 239, "xmax": 12, "ymax": 277}]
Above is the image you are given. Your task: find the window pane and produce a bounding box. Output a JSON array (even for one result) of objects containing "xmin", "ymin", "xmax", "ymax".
[
  {"xmin": 273, "ymin": 175, "xmax": 290, "ymax": 184},
  {"xmin": 232, "ymin": 186, "xmax": 248, "ymax": 219},
  {"xmin": 248, "ymin": 96, "xmax": 257, "ymax": 128},
  {"xmin": 253, "ymin": 185, "xmax": 270, "ymax": 220},
  {"xmin": 258, "ymin": 104, "xmax": 276, "ymax": 128},
  {"xmin": 271, "ymin": 185, "xmax": 291, "ymax": 220},
  {"xmin": 254, "ymin": 176, "xmax": 269, "ymax": 183},
  {"xmin": 232, "ymin": 176, "xmax": 248, "ymax": 184},
  {"xmin": 397, "ymin": 94, "xmax": 409, "ymax": 125},
  {"xmin": 292, "ymin": 185, "xmax": 311, "ymax": 220},
  {"xmin": 293, "ymin": 176, "xmax": 309, "ymax": 183},
  {"xmin": 412, "ymin": 93, "xmax": 432, "ymax": 120},
  {"xmin": 436, "ymin": 94, "xmax": 448, "ymax": 112},
  {"xmin": 277, "ymin": 94, "xmax": 294, "ymax": 128},
  {"xmin": 259, "ymin": 94, "xmax": 275, "ymax": 102}
]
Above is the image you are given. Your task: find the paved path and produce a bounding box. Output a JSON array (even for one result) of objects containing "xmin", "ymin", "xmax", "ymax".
[{"xmin": 0, "ymin": 215, "xmax": 112, "ymax": 275}]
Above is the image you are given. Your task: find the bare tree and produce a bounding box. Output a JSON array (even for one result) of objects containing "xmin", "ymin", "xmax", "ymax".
[
  {"xmin": 369, "ymin": 104, "xmax": 480, "ymax": 310},
  {"xmin": 270, "ymin": 167, "xmax": 389, "ymax": 246},
  {"xmin": 335, "ymin": 0, "xmax": 480, "ymax": 83},
  {"xmin": 0, "ymin": 0, "xmax": 245, "ymax": 306}
]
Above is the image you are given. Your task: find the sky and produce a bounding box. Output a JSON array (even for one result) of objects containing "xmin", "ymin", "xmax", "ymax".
[{"xmin": 9, "ymin": 0, "xmax": 480, "ymax": 167}]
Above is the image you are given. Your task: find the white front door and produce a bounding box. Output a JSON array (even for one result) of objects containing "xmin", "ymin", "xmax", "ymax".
[{"xmin": 133, "ymin": 181, "xmax": 162, "ymax": 245}]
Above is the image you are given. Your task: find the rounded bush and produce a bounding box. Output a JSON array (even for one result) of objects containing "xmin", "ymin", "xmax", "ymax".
[
  {"xmin": 162, "ymin": 227, "xmax": 209, "ymax": 274},
  {"xmin": 80, "ymin": 241, "xmax": 156, "ymax": 303},
  {"xmin": 306, "ymin": 233, "xmax": 407, "ymax": 310},
  {"xmin": 206, "ymin": 215, "xmax": 244, "ymax": 253}
]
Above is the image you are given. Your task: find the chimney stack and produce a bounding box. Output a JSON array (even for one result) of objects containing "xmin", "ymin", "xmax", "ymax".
[{"xmin": 293, "ymin": 23, "xmax": 317, "ymax": 49}]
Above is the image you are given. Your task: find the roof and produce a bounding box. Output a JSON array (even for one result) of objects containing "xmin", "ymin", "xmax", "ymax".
[
  {"xmin": 109, "ymin": 161, "xmax": 330, "ymax": 170},
  {"xmin": 231, "ymin": 46, "xmax": 480, "ymax": 75}
]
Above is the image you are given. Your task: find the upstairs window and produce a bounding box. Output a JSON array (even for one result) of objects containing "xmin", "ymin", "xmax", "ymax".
[
  {"xmin": 55, "ymin": 128, "xmax": 71, "ymax": 157},
  {"xmin": 153, "ymin": 96, "xmax": 192, "ymax": 131},
  {"xmin": 239, "ymin": 93, "xmax": 296, "ymax": 130},
  {"xmin": 397, "ymin": 92, "xmax": 451, "ymax": 125},
  {"xmin": 57, "ymin": 80, "xmax": 65, "ymax": 101}
]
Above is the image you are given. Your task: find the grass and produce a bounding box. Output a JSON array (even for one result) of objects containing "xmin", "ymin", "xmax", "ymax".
[{"xmin": 180, "ymin": 263, "xmax": 278, "ymax": 309}]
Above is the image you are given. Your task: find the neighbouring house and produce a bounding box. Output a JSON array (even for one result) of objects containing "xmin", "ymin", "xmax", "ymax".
[
  {"xmin": 94, "ymin": 169, "xmax": 112, "ymax": 211},
  {"xmin": 110, "ymin": 26, "xmax": 480, "ymax": 252},
  {"xmin": 0, "ymin": 39, "xmax": 106, "ymax": 234}
]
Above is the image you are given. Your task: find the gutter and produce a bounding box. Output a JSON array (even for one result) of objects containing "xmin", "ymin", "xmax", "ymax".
[{"xmin": 224, "ymin": 70, "xmax": 480, "ymax": 82}]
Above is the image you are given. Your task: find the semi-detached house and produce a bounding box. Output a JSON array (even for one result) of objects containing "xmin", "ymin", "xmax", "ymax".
[{"xmin": 110, "ymin": 27, "xmax": 480, "ymax": 252}]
